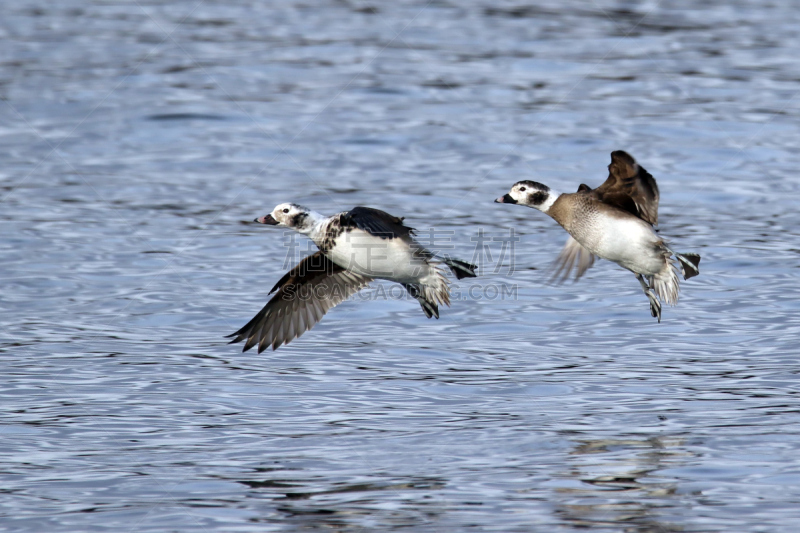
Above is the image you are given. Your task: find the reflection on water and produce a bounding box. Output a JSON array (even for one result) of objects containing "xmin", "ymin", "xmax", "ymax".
[
  {"xmin": 2, "ymin": 0, "xmax": 800, "ymax": 531},
  {"xmin": 557, "ymin": 438, "xmax": 687, "ymax": 532}
]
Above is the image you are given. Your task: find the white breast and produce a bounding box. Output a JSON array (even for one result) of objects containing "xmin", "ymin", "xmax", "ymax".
[
  {"xmin": 326, "ymin": 229, "xmax": 430, "ymax": 282},
  {"xmin": 579, "ymin": 216, "xmax": 664, "ymax": 275}
]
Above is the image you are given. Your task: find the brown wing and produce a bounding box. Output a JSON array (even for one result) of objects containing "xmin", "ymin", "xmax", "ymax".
[
  {"xmin": 591, "ymin": 150, "xmax": 660, "ymax": 225},
  {"xmin": 551, "ymin": 236, "xmax": 596, "ymax": 283},
  {"xmin": 227, "ymin": 252, "xmax": 372, "ymax": 352}
]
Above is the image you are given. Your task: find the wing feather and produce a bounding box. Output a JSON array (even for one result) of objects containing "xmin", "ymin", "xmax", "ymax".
[
  {"xmin": 227, "ymin": 252, "xmax": 373, "ymax": 352},
  {"xmin": 591, "ymin": 150, "xmax": 660, "ymax": 225},
  {"xmin": 551, "ymin": 237, "xmax": 596, "ymax": 282}
]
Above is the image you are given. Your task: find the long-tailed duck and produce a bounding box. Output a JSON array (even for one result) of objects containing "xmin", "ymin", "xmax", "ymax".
[
  {"xmin": 495, "ymin": 150, "xmax": 700, "ymax": 322},
  {"xmin": 228, "ymin": 204, "xmax": 477, "ymax": 351}
]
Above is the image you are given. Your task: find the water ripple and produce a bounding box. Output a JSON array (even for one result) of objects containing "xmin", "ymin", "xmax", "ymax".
[{"xmin": 2, "ymin": 0, "xmax": 800, "ymax": 531}]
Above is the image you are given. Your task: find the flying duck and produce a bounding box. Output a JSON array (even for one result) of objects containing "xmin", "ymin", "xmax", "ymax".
[
  {"xmin": 495, "ymin": 150, "xmax": 700, "ymax": 322},
  {"xmin": 228, "ymin": 204, "xmax": 477, "ymax": 351}
]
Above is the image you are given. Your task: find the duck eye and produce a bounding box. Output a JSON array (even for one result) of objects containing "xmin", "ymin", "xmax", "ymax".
[
  {"xmin": 282, "ymin": 208, "xmax": 289, "ymax": 213},
  {"xmin": 519, "ymin": 186, "xmax": 526, "ymax": 192}
]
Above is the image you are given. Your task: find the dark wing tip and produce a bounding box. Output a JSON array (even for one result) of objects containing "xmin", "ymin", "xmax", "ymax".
[
  {"xmin": 255, "ymin": 342, "xmax": 269, "ymax": 354},
  {"xmin": 609, "ymin": 150, "xmax": 638, "ymax": 177},
  {"xmin": 597, "ymin": 150, "xmax": 660, "ymax": 226},
  {"xmin": 610, "ymin": 150, "xmax": 635, "ymax": 164}
]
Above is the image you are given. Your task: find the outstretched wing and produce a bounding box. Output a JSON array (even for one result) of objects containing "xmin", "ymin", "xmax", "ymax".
[
  {"xmin": 591, "ymin": 150, "xmax": 660, "ymax": 225},
  {"xmin": 551, "ymin": 236, "xmax": 596, "ymax": 282},
  {"xmin": 227, "ymin": 252, "xmax": 372, "ymax": 352},
  {"xmin": 340, "ymin": 206, "xmax": 415, "ymax": 239}
]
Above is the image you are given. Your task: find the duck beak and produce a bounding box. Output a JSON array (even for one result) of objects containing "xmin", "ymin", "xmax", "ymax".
[
  {"xmin": 254, "ymin": 214, "xmax": 279, "ymax": 225},
  {"xmin": 495, "ymin": 194, "xmax": 517, "ymax": 204}
]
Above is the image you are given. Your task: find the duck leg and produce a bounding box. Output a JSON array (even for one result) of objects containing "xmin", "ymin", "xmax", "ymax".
[{"xmin": 636, "ymin": 274, "xmax": 661, "ymax": 323}]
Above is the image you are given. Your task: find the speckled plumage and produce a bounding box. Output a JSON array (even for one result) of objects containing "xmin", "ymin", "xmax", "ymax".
[
  {"xmin": 317, "ymin": 213, "xmax": 348, "ymax": 254},
  {"xmin": 229, "ymin": 203, "xmax": 477, "ymax": 351},
  {"xmin": 496, "ymin": 150, "xmax": 700, "ymax": 322}
]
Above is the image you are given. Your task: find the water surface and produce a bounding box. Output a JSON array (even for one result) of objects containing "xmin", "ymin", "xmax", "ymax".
[{"xmin": 2, "ymin": 1, "xmax": 800, "ymax": 531}]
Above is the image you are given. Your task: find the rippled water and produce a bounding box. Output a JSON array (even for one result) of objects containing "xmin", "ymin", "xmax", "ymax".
[{"xmin": 2, "ymin": 1, "xmax": 800, "ymax": 531}]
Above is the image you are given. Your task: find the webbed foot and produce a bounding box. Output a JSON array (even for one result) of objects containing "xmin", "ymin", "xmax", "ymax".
[
  {"xmin": 636, "ymin": 273, "xmax": 662, "ymax": 323},
  {"xmin": 646, "ymin": 289, "xmax": 662, "ymax": 323}
]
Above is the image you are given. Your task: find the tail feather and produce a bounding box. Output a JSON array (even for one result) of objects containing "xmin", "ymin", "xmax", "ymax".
[
  {"xmin": 424, "ymin": 264, "xmax": 451, "ymax": 307},
  {"xmin": 676, "ymin": 252, "xmax": 701, "ymax": 280},
  {"xmin": 651, "ymin": 259, "xmax": 680, "ymax": 306},
  {"xmin": 443, "ymin": 258, "xmax": 477, "ymax": 280},
  {"xmin": 649, "ymin": 244, "xmax": 700, "ymax": 306},
  {"xmin": 404, "ymin": 263, "xmax": 453, "ymax": 319}
]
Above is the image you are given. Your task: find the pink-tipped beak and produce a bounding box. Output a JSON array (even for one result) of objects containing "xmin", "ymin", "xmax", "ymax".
[
  {"xmin": 495, "ymin": 193, "xmax": 516, "ymax": 204},
  {"xmin": 254, "ymin": 214, "xmax": 279, "ymax": 225}
]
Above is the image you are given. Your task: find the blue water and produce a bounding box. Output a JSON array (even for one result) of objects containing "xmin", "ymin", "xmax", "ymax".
[{"xmin": 2, "ymin": 1, "xmax": 800, "ymax": 531}]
